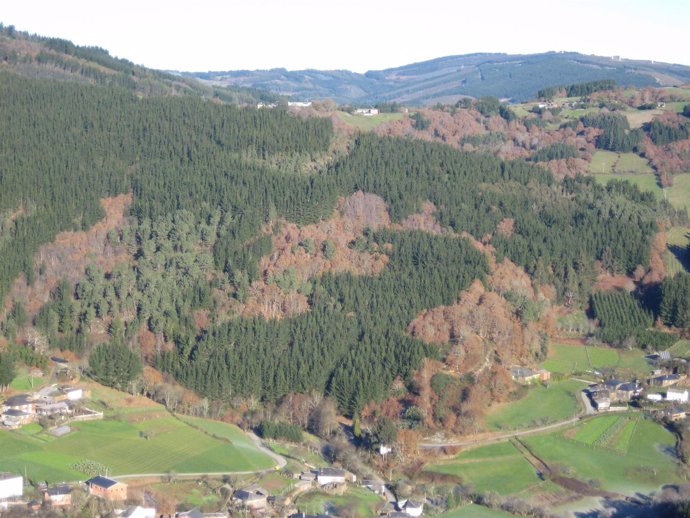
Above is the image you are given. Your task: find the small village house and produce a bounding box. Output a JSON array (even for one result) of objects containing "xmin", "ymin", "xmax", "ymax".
[
  {"xmin": 667, "ymin": 388, "xmax": 689, "ymax": 403},
  {"xmin": 510, "ymin": 367, "xmax": 550, "ymax": 385},
  {"xmin": 123, "ymin": 505, "xmax": 157, "ymax": 518},
  {"xmin": 0, "ymin": 473, "xmax": 23, "ymax": 509},
  {"xmin": 400, "ymin": 499, "xmax": 424, "ymax": 517},
  {"xmin": 650, "ymin": 374, "xmax": 684, "ymax": 387},
  {"xmin": 84, "ymin": 476, "xmax": 127, "ymax": 501},
  {"xmin": 232, "ymin": 486, "xmax": 268, "ymax": 510},
  {"xmin": 2, "ymin": 394, "xmax": 35, "ymax": 414},
  {"xmin": 43, "ymin": 485, "xmax": 72, "ymax": 507},
  {"xmin": 667, "ymin": 406, "xmax": 686, "ymax": 421},
  {"xmin": 354, "ymin": 108, "xmax": 380, "ymax": 116},
  {"xmin": 316, "ymin": 467, "xmax": 355, "ymax": 486}
]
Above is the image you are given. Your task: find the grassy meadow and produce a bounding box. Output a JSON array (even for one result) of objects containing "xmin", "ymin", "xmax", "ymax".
[
  {"xmin": 0, "ymin": 412, "xmax": 275, "ymax": 483},
  {"xmin": 294, "ymin": 486, "xmax": 383, "ymax": 518},
  {"xmin": 485, "ymin": 379, "xmax": 586, "ymax": 430},
  {"xmin": 524, "ymin": 417, "xmax": 679, "ymax": 494},
  {"xmin": 540, "ymin": 343, "xmax": 649, "ymax": 376},
  {"xmin": 436, "ymin": 505, "xmax": 517, "ymax": 517},
  {"xmin": 425, "ymin": 442, "xmax": 542, "ymax": 494}
]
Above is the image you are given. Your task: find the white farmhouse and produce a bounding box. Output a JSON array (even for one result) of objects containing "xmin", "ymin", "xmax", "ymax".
[
  {"xmin": 667, "ymin": 389, "xmax": 689, "ymax": 403},
  {"xmin": 646, "ymin": 393, "xmax": 663, "ymax": 402},
  {"xmin": 0, "ymin": 473, "xmax": 23, "ymax": 508}
]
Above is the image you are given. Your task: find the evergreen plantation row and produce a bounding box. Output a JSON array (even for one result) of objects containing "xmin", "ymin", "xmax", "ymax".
[{"xmin": 0, "ymin": 73, "xmax": 673, "ymax": 413}]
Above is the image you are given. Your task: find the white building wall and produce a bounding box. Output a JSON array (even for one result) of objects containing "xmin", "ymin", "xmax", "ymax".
[{"xmin": 0, "ymin": 475, "xmax": 23, "ymax": 500}]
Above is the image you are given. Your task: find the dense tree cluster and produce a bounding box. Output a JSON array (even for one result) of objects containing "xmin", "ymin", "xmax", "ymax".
[
  {"xmin": 256, "ymin": 420, "xmax": 303, "ymax": 442},
  {"xmin": 646, "ymin": 119, "xmax": 689, "ymax": 145},
  {"xmin": 530, "ymin": 143, "xmax": 579, "ymax": 162},
  {"xmin": 590, "ymin": 290, "xmax": 653, "ymax": 345},
  {"xmin": 0, "ymin": 72, "xmax": 667, "ymax": 415},
  {"xmin": 538, "ymin": 79, "xmax": 616, "ymax": 99},
  {"xmin": 660, "ymin": 272, "xmax": 690, "ymax": 329},
  {"xmin": 88, "ymin": 341, "xmax": 142, "ymax": 390},
  {"xmin": 581, "ymin": 112, "xmax": 642, "ymax": 152}
]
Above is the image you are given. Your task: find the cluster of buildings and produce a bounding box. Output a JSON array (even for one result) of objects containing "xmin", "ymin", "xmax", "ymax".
[
  {"xmin": 0, "ymin": 384, "xmax": 99, "ymax": 429},
  {"xmin": 586, "ymin": 379, "xmax": 641, "ymax": 411},
  {"xmin": 585, "ymin": 369, "xmax": 689, "ymax": 420}
]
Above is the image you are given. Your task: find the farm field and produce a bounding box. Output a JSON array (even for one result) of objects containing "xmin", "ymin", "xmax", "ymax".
[
  {"xmin": 294, "ymin": 486, "xmax": 383, "ymax": 518},
  {"xmin": 336, "ymin": 111, "xmax": 404, "ymax": 130},
  {"xmin": 485, "ymin": 379, "xmax": 586, "ymax": 430},
  {"xmin": 524, "ymin": 417, "xmax": 679, "ymax": 494},
  {"xmin": 668, "ymin": 340, "xmax": 690, "ymax": 357},
  {"xmin": 664, "ymin": 226, "xmax": 690, "ymax": 276},
  {"xmin": 0, "ymin": 413, "xmax": 275, "ymax": 483},
  {"xmin": 589, "ymin": 151, "xmax": 653, "ymax": 175},
  {"xmin": 425, "ymin": 442, "xmax": 542, "ymax": 494},
  {"xmin": 571, "ymin": 414, "xmax": 639, "ymax": 453},
  {"xmin": 436, "ymin": 504, "xmax": 516, "ymax": 517},
  {"xmin": 665, "ymin": 173, "xmax": 690, "ymax": 216},
  {"xmin": 541, "ymin": 343, "xmax": 649, "ymax": 375},
  {"xmin": 625, "ymin": 109, "xmax": 661, "ymax": 128}
]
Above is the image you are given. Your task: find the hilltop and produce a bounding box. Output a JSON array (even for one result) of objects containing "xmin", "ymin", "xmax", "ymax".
[
  {"xmin": 0, "ymin": 24, "xmax": 280, "ymax": 104},
  {"xmin": 187, "ymin": 51, "xmax": 690, "ymax": 104}
]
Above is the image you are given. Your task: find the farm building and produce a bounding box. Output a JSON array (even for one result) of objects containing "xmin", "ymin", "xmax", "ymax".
[
  {"xmin": 0, "ymin": 473, "xmax": 23, "ymax": 510},
  {"xmin": 354, "ymin": 108, "xmax": 380, "ymax": 116},
  {"xmin": 43, "ymin": 485, "xmax": 72, "ymax": 507},
  {"xmin": 233, "ymin": 486, "xmax": 268, "ymax": 510},
  {"xmin": 649, "ymin": 374, "xmax": 684, "ymax": 387},
  {"xmin": 667, "ymin": 389, "xmax": 689, "ymax": 403},
  {"xmin": 316, "ymin": 467, "xmax": 355, "ymax": 486},
  {"xmin": 123, "ymin": 506, "xmax": 157, "ymax": 518},
  {"xmin": 510, "ymin": 367, "xmax": 551, "ymax": 384},
  {"xmin": 85, "ymin": 476, "xmax": 127, "ymax": 501}
]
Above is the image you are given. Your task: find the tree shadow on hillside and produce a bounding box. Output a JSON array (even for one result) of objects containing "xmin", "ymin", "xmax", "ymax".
[{"xmin": 668, "ymin": 244, "xmax": 690, "ymax": 272}]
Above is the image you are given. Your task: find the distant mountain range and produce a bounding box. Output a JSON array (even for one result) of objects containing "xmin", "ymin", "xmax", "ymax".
[{"xmin": 187, "ymin": 52, "xmax": 690, "ymax": 105}]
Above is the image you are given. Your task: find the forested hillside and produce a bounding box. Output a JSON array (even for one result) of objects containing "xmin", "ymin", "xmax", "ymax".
[
  {"xmin": 192, "ymin": 52, "xmax": 690, "ymax": 105},
  {"xmin": 0, "ymin": 65, "xmax": 669, "ymax": 418},
  {"xmin": 0, "ymin": 24, "xmax": 279, "ymax": 103}
]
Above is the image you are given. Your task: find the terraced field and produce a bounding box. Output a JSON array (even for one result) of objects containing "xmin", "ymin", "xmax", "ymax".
[
  {"xmin": 0, "ymin": 413, "xmax": 275, "ymax": 482},
  {"xmin": 425, "ymin": 442, "xmax": 542, "ymax": 494}
]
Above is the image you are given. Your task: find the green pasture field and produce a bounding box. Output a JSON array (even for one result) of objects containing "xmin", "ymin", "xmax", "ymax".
[
  {"xmin": 541, "ymin": 343, "xmax": 649, "ymax": 375},
  {"xmin": 572, "ymin": 415, "xmax": 621, "ymax": 445},
  {"xmin": 294, "ymin": 486, "xmax": 383, "ymax": 518},
  {"xmin": 485, "ymin": 380, "xmax": 586, "ymax": 430},
  {"xmin": 524, "ymin": 417, "xmax": 679, "ymax": 494},
  {"xmin": 336, "ymin": 111, "xmax": 404, "ymax": 131},
  {"xmin": 664, "ymin": 226, "xmax": 690, "ymax": 276},
  {"xmin": 668, "ymin": 340, "xmax": 690, "ymax": 357},
  {"xmin": 590, "ymin": 151, "xmax": 618, "ymax": 174},
  {"xmin": 436, "ymin": 504, "xmax": 516, "ymax": 518},
  {"xmin": 664, "ymin": 102, "xmax": 688, "ymax": 113},
  {"xmin": 0, "ymin": 413, "xmax": 274, "ymax": 483},
  {"xmin": 665, "ymin": 173, "xmax": 690, "ymax": 216},
  {"xmin": 425, "ymin": 442, "xmax": 541, "ymax": 494},
  {"xmin": 589, "ymin": 151, "xmax": 654, "ymax": 175},
  {"xmin": 625, "ymin": 109, "xmax": 661, "ymax": 128}
]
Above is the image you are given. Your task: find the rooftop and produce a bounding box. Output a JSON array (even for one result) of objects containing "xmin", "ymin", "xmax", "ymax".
[{"xmin": 85, "ymin": 476, "xmax": 121, "ymax": 489}]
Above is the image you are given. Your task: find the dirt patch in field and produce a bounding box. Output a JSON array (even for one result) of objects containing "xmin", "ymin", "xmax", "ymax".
[{"xmin": 593, "ymin": 273, "xmax": 635, "ymax": 292}]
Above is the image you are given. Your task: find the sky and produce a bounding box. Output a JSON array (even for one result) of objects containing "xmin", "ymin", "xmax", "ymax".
[{"xmin": 2, "ymin": 0, "xmax": 689, "ymax": 73}]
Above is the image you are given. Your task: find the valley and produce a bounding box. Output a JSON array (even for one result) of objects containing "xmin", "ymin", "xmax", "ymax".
[{"xmin": 1, "ymin": 23, "xmax": 690, "ymax": 518}]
